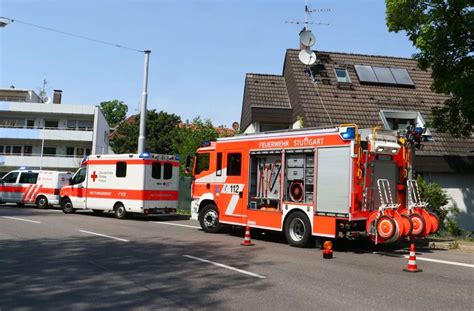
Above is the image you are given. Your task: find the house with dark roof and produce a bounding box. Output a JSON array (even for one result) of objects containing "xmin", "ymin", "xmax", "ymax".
[{"xmin": 240, "ymin": 49, "xmax": 474, "ymax": 231}]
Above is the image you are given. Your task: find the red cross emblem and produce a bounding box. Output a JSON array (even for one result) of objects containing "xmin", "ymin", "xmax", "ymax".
[{"xmin": 91, "ymin": 171, "xmax": 98, "ymax": 182}]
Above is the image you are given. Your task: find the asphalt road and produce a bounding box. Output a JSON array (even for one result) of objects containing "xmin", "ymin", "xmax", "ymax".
[{"xmin": 0, "ymin": 204, "xmax": 473, "ymax": 311}]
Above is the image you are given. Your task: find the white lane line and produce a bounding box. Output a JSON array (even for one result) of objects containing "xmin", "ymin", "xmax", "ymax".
[
  {"xmin": 402, "ymin": 255, "xmax": 474, "ymax": 268},
  {"xmin": 373, "ymin": 251, "xmax": 474, "ymax": 268},
  {"xmin": 79, "ymin": 230, "xmax": 129, "ymax": 242},
  {"xmin": 183, "ymin": 254, "xmax": 266, "ymax": 279},
  {"xmin": 2, "ymin": 216, "xmax": 41, "ymax": 224},
  {"xmin": 151, "ymin": 222, "xmax": 200, "ymax": 229}
]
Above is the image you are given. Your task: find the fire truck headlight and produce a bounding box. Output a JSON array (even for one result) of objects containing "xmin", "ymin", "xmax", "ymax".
[
  {"xmin": 391, "ymin": 148, "xmax": 398, "ymax": 154},
  {"xmin": 376, "ymin": 147, "xmax": 384, "ymax": 152}
]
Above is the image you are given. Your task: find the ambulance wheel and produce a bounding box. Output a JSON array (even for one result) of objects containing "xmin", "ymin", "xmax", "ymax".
[
  {"xmin": 36, "ymin": 196, "xmax": 49, "ymax": 209},
  {"xmin": 199, "ymin": 204, "xmax": 222, "ymax": 233},
  {"xmin": 115, "ymin": 203, "xmax": 128, "ymax": 219},
  {"xmin": 284, "ymin": 211, "xmax": 311, "ymax": 248},
  {"xmin": 61, "ymin": 199, "xmax": 75, "ymax": 214},
  {"xmin": 92, "ymin": 209, "xmax": 103, "ymax": 216}
]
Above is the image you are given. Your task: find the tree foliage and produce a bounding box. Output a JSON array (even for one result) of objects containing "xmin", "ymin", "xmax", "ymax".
[
  {"xmin": 386, "ymin": 0, "xmax": 473, "ymax": 137},
  {"xmin": 171, "ymin": 117, "xmax": 220, "ymax": 176},
  {"xmin": 100, "ymin": 100, "xmax": 128, "ymax": 128},
  {"xmin": 110, "ymin": 110, "xmax": 181, "ymax": 154}
]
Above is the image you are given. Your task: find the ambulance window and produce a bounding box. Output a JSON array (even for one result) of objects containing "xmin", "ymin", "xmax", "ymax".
[
  {"xmin": 116, "ymin": 162, "xmax": 127, "ymax": 178},
  {"xmin": 2, "ymin": 172, "xmax": 19, "ymax": 183},
  {"xmin": 163, "ymin": 163, "xmax": 173, "ymax": 180},
  {"xmin": 152, "ymin": 162, "xmax": 161, "ymax": 179},
  {"xmin": 216, "ymin": 153, "xmax": 222, "ymax": 176},
  {"xmin": 227, "ymin": 153, "xmax": 242, "ymax": 176},
  {"xmin": 19, "ymin": 172, "xmax": 38, "ymax": 184},
  {"xmin": 195, "ymin": 153, "xmax": 210, "ymax": 174},
  {"xmin": 73, "ymin": 168, "xmax": 86, "ymax": 184}
]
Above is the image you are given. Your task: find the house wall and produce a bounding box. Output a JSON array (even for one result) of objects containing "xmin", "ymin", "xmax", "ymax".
[
  {"xmin": 92, "ymin": 107, "xmax": 110, "ymax": 155},
  {"xmin": 424, "ymin": 172, "xmax": 474, "ymax": 231}
]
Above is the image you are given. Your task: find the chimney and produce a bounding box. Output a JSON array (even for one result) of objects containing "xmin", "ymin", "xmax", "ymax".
[{"xmin": 53, "ymin": 89, "xmax": 62, "ymax": 104}]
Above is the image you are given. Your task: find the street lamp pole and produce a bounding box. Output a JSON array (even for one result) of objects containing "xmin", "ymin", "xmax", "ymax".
[{"xmin": 137, "ymin": 50, "xmax": 151, "ymax": 154}]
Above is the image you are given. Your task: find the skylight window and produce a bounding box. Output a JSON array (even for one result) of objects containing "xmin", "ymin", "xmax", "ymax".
[{"xmin": 334, "ymin": 68, "xmax": 351, "ymax": 83}]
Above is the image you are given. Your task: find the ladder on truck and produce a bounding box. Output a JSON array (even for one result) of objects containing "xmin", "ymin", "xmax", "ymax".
[
  {"xmin": 406, "ymin": 179, "xmax": 428, "ymax": 210},
  {"xmin": 377, "ymin": 179, "xmax": 400, "ymax": 211}
]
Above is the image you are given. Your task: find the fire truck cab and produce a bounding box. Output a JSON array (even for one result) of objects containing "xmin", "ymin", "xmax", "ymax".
[
  {"xmin": 190, "ymin": 125, "xmax": 439, "ymax": 246},
  {"xmin": 60, "ymin": 153, "xmax": 179, "ymax": 219}
]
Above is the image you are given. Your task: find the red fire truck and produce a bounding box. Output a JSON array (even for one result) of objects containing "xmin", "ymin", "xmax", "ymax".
[{"xmin": 189, "ymin": 125, "xmax": 439, "ymax": 247}]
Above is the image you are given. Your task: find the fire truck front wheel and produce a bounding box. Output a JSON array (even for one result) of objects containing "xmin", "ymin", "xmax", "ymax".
[
  {"xmin": 61, "ymin": 198, "xmax": 75, "ymax": 214},
  {"xmin": 199, "ymin": 204, "xmax": 222, "ymax": 233},
  {"xmin": 284, "ymin": 211, "xmax": 312, "ymax": 248}
]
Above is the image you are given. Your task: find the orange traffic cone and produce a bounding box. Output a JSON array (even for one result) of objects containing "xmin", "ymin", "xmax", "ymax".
[
  {"xmin": 241, "ymin": 225, "xmax": 254, "ymax": 246},
  {"xmin": 403, "ymin": 243, "xmax": 422, "ymax": 273}
]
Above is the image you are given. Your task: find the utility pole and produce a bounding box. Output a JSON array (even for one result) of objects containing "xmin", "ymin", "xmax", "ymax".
[{"xmin": 137, "ymin": 50, "xmax": 151, "ymax": 154}]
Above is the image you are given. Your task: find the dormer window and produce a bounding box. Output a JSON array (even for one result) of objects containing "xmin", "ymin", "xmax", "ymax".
[
  {"xmin": 380, "ymin": 110, "xmax": 432, "ymax": 140},
  {"xmin": 334, "ymin": 68, "xmax": 351, "ymax": 83}
]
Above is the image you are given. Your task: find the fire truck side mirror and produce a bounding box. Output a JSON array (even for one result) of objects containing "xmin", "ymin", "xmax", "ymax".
[{"xmin": 185, "ymin": 155, "xmax": 191, "ymax": 174}]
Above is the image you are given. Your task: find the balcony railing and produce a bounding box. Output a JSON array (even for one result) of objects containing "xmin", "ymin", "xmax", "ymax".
[
  {"xmin": 0, "ymin": 152, "xmax": 89, "ymax": 158},
  {"xmin": 0, "ymin": 124, "xmax": 93, "ymax": 131}
]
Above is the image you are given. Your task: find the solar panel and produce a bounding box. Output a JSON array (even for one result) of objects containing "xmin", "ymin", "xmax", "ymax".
[
  {"xmin": 372, "ymin": 67, "xmax": 396, "ymax": 84},
  {"xmin": 390, "ymin": 68, "xmax": 415, "ymax": 86},
  {"xmin": 354, "ymin": 65, "xmax": 378, "ymax": 83}
]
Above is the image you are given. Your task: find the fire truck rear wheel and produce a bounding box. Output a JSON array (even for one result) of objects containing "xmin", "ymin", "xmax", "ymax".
[
  {"xmin": 284, "ymin": 211, "xmax": 311, "ymax": 248},
  {"xmin": 36, "ymin": 196, "xmax": 49, "ymax": 209},
  {"xmin": 199, "ymin": 204, "xmax": 222, "ymax": 233},
  {"xmin": 61, "ymin": 199, "xmax": 75, "ymax": 214},
  {"xmin": 115, "ymin": 203, "xmax": 128, "ymax": 219}
]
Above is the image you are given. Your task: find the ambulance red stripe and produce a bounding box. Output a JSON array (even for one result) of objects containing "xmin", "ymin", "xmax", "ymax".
[
  {"xmin": 85, "ymin": 159, "xmax": 179, "ymax": 166},
  {"xmin": 67, "ymin": 188, "xmax": 179, "ymax": 201}
]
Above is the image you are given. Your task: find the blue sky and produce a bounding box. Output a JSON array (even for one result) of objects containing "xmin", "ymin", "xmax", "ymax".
[{"xmin": 0, "ymin": 0, "xmax": 417, "ymax": 127}]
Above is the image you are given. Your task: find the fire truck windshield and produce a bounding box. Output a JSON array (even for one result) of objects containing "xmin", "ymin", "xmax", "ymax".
[{"xmin": 195, "ymin": 153, "xmax": 210, "ymax": 175}]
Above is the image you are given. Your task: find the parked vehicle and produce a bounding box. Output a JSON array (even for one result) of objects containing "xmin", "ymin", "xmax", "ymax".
[
  {"xmin": 0, "ymin": 169, "xmax": 72, "ymax": 208},
  {"xmin": 60, "ymin": 153, "xmax": 179, "ymax": 219},
  {"xmin": 189, "ymin": 124, "xmax": 439, "ymax": 247}
]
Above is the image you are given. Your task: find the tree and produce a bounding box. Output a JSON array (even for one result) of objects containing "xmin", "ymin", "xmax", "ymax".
[
  {"xmin": 386, "ymin": 0, "xmax": 473, "ymax": 137},
  {"xmin": 110, "ymin": 110, "xmax": 181, "ymax": 154},
  {"xmin": 100, "ymin": 100, "xmax": 128, "ymax": 128},
  {"xmin": 171, "ymin": 117, "xmax": 220, "ymax": 176}
]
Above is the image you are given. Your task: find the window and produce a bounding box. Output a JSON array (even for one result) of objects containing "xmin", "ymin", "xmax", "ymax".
[
  {"xmin": 354, "ymin": 65, "xmax": 414, "ymax": 86},
  {"xmin": 0, "ymin": 146, "xmax": 3, "ymax": 154},
  {"xmin": 2, "ymin": 172, "xmax": 19, "ymax": 183},
  {"xmin": 116, "ymin": 162, "xmax": 127, "ymax": 178},
  {"xmin": 163, "ymin": 163, "xmax": 173, "ymax": 180},
  {"xmin": 379, "ymin": 110, "xmax": 432, "ymax": 139},
  {"xmin": 5, "ymin": 146, "xmax": 11, "ymax": 154},
  {"xmin": 86, "ymin": 148, "xmax": 91, "ymax": 156},
  {"xmin": 19, "ymin": 172, "xmax": 38, "ymax": 184},
  {"xmin": 66, "ymin": 147, "xmax": 75, "ymax": 156},
  {"xmin": 71, "ymin": 167, "xmax": 86, "ymax": 185},
  {"xmin": 335, "ymin": 68, "xmax": 351, "ymax": 83},
  {"xmin": 78, "ymin": 120, "xmax": 93, "ymax": 130},
  {"xmin": 216, "ymin": 153, "xmax": 222, "ymax": 176},
  {"xmin": 44, "ymin": 120, "xmax": 59, "ymax": 128},
  {"xmin": 23, "ymin": 146, "xmax": 32, "ymax": 156},
  {"xmin": 43, "ymin": 147, "xmax": 56, "ymax": 155},
  {"xmin": 260, "ymin": 123, "xmax": 290, "ymax": 132},
  {"xmin": 26, "ymin": 120, "xmax": 35, "ymax": 128},
  {"xmin": 152, "ymin": 162, "xmax": 161, "ymax": 179},
  {"xmin": 12, "ymin": 146, "xmax": 22, "ymax": 155},
  {"xmin": 195, "ymin": 153, "xmax": 210, "ymax": 174},
  {"xmin": 67, "ymin": 120, "xmax": 77, "ymax": 129},
  {"xmin": 227, "ymin": 153, "xmax": 242, "ymax": 176},
  {"xmin": 76, "ymin": 148, "xmax": 84, "ymax": 156}
]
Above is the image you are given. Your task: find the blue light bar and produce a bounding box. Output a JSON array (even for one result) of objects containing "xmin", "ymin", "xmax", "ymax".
[
  {"xmin": 139, "ymin": 152, "xmax": 151, "ymax": 158},
  {"xmin": 340, "ymin": 127, "xmax": 356, "ymax": 140},
  {"xmin": 175, "ymin": 155, "xmax": 180, "ymax": 161},
  {"xmin": 201, "ymin": 141, "xmax": 211, "ymax": 147},
  {"xmin": 18, "ymin": 166, "xmax": 27, "ymax": 170}
]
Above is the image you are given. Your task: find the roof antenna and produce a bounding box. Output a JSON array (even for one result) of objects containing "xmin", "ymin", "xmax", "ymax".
[
  {"xmin": 39, "ymin": 78, "xmax": 50, "ymax": 103},
  {"xmin": 289, "ymin": 0, "xmax": 334, "ymax": 128},
  {"xmin": 285, "ymin": 0, "xmax": 330, "ymax": 29}
]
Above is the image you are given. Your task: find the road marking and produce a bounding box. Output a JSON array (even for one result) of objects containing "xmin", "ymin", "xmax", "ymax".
[
  {"xmin": 183, "ymin": 254, "xmax": 266, "ymax": 279},
  {"xmin": 79, "ymin": 230, "xmax": 129, "ymax": 242},
  {"xmin": 373, "ymin": 251, "xmax": 474, "ymax": 268},
  {"xmin": 402, "ymin": 255, "xmax": 474, "ymax": 268},
  {"xmin": 2, "ymin": 216, "xmax": 41, "ymax": 224},
  {"xmin": 151, "ymin": 222, "xmax": 200, "ymax": 229}
]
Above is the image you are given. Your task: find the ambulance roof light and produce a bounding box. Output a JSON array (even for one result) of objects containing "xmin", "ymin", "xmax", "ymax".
[
  {"xmin": 339, "ymin": 127, "xmax": 356, "ymax": 140},
  {"xmin": 139, "ymin": 152, "xmax": 151, "ymax": 159},
  {"xmin": 175, "ymin": 155, "xmax": 180, "ymax": 161},
  {"xmin": 18, "ymin": 166, "xmax": 27, "ymax": 170}
]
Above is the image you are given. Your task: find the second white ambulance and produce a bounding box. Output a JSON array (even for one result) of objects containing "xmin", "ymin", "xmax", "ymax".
[{"xmin": 60, "ymin": 153, "xmax": 180, "ymax": 219}]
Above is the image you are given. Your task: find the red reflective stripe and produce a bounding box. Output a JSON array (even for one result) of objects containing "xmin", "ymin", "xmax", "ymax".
[
  {"xmin": 86, "ymin": 159, "xmax": 179, "ymax": 166},
  {"xmin": 21, "ymin": 185, "xmax": 33, "ymax": 202},
  {"xmin": 85, "ymin": 188, "xmax": 178, "ymax": 201}
]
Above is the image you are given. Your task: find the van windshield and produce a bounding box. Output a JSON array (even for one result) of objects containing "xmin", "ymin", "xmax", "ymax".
[{"xmin": 194, "ymin": 153, "xmax": 210, "ymax": 175}]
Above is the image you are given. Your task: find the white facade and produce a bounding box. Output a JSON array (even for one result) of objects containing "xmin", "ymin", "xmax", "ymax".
[{"xmin": 0, "ymin": 91, "xmax": 110, "ymax": 175}]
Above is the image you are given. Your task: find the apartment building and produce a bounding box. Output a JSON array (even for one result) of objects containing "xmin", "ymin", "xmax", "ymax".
[{"xmin": 0, "ymin": 88, "xmax": 110, "ymax": 175}]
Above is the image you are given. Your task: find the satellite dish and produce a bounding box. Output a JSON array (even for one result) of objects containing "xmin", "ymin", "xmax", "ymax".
[
  {"xmin": 232, "ymin": 122, "xmax": 240, "ymax": 131},
  {"xmin": 299, "ymin": 48, "xmax": 317, "ymax": 65},
  {"xmin": 299, "ymin": 30, "xmax": 316, "ymax": 47},
  {"xmin": 42, "ymin": 96, "xmax": 51, "ymax": 104}
]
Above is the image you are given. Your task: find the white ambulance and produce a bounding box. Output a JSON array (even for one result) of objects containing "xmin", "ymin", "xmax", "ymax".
[
  {"xmin": 0, "ymin": 169, "xmax": 73, "ymax": 208},
  {"xmin": 60, "ymin": 153, "xmax": 180, "ymax": 219}
]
